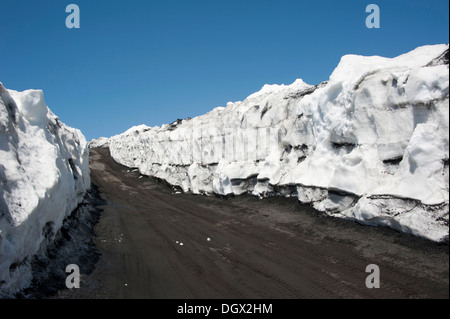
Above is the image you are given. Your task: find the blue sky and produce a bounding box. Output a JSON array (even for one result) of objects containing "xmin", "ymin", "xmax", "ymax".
[{"xmin": 0, "ymin": 0, "xmax": 448, "ymax": 141}]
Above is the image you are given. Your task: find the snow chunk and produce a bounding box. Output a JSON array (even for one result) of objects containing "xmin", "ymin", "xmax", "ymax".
[{"xmin": 8, "ymin": 89, "xmax": 48, "ymax": 127}]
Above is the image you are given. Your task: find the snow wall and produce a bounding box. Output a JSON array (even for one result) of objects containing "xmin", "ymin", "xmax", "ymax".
[
  {"xmin": 108, "ymin": 44, "xmax": 449, "ymax": 243},
  {"xmin": 0, "ymin": 83, "xmax": 90, "ymax": 296}
]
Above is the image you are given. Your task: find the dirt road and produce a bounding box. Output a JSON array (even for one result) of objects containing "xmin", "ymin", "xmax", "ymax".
[{"xmin": 56, "ymin": 148, "xmax": 448, "ymax": 298}]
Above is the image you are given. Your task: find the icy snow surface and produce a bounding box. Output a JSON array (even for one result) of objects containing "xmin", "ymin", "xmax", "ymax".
[
  {"xmin": 109, "ymin": 44, "xmax": 449, "ymax": 242},
  {"xmin": 0, "ymin": 83, "xmax": 90, "ymax": 296}
]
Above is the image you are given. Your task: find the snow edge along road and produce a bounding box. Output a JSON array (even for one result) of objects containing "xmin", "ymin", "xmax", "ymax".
[
  {"xmin": 104, "ymin": 44, "xmax": 450, "ymax": 243},
  {"xmin": 0, "ymin": 83, "xmax": 91, "ymax": 297}
]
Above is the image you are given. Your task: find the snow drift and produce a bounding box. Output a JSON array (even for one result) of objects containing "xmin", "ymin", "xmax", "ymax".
[
  {"xmin": 107, "ymin": 44, "xmax": 449, "ymax": 242},
  {"xmin": 0, "ymin": 83, "xmax": 90, "ymax": 296}
]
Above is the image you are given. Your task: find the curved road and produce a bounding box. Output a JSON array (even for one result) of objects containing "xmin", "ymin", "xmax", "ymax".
[{"xmin": 57, "ymin": 148, "xmax": 449, "ymax": 298}]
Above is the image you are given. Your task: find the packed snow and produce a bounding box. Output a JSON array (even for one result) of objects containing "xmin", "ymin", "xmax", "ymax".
[
  {"xmin": 0, "ymin": 83, "xmax": 90, "ymax": 296},
  {"xmin": 107, "ymin": 44, "xmax": 449, "ymax": 242}
]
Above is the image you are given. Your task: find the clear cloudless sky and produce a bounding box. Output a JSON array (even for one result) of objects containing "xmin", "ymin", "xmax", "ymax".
[{"xmin": 0, "ymin": 0, "xmax": 448, "ymax": 141}]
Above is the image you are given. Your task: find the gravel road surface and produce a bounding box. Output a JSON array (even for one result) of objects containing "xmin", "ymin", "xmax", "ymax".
[{"xmin": 54, "ymin": 148, "xmax": 448, "ymax": 299}]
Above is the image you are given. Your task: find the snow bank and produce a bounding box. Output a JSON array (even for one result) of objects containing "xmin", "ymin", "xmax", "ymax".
[
  {"xmin": 109, "ymin": 44, "xmax": 449, "ymax": 242},
  {"xmin": 0, "ymin": 83, "xmax": 90, "ymax": 296},
  {"xmin": 88, "ymin": 137, "xmax": 110, "ymax": 149}
]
